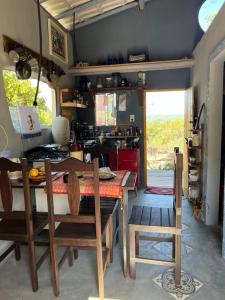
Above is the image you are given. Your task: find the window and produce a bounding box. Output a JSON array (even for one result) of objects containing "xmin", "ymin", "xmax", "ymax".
[
  {"xmin": 198, "ymin": 0, "xmax": 225, "ymax": 32},
  {"xmin": 95, "ymin": 93, "xmax": 117, "ymax": 126},
  {"xmin": 3, "ymin": 70, "xmax": 56, "ymax": 127}
]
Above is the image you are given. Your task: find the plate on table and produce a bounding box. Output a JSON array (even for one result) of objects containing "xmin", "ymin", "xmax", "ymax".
[{"xmin": 99, "ymin": 172, "xmax": 116, "ymax": 181}]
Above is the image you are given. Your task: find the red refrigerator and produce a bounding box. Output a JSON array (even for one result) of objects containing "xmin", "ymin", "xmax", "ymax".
[{"xmin": 109, "ymin": 149, "xmax": 140, "ymax": 187}]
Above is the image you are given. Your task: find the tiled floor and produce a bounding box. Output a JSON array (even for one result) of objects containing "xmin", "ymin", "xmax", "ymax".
[{"xmin": 0, "ymin": 191, "xmax": 225, "ymax": 300}]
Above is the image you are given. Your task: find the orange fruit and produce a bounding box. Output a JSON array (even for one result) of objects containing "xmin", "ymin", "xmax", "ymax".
[{"xmin": 29, "ymin": 169, "xmax": 39, "ymax": 177}]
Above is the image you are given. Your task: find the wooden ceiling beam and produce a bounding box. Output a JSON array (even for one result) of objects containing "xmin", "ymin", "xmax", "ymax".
[
  {"xmin": 56, "ymin": 0, "xmax": 107, "ymax": 20},
  {"xmin": 74, "ymin": 2, "xmax": 137, "ymax": 29},
  {"xmin": 71, "ymin": 0, "xmax": 151, "ymax": 30}
]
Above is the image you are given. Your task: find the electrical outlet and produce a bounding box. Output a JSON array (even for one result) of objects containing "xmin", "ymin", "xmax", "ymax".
[{"xmin": 130, "ymin": 114, "xmax": 135, "ymax": 123}]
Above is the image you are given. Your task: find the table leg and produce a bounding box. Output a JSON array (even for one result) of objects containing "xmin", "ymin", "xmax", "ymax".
[{"xmin": 120, "ymin": 188, "xmax": 128, "ymax": 276}]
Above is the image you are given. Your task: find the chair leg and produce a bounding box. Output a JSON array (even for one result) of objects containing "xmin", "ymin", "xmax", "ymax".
[
  {"xmin": 50, "ymin": 244, "xmax": 60, "ymax": 297},
  {"xmin": 74, "ymin": 248, "xmax": 78, "ymax": 259},
  {"xmin": 175, "ymin": 235, "xmax": 181, "ymax": 286},
  {"xmin": 14, "ymin": 242, "xmax": 21, "ymax": 261},
  {"xmin": 96, "ymin": 241, "xmax": 104, "ymax": 300},
  {"xmin": 129, "ymin": 226, "xmax": 136, "ymax": 279},
  {"xmin": 172, "ymin": 235, "xmax": 175, "ymax": 259},
  {"xmin": 68, "ymin": 247, "xmax": 74, "ymax": 267},
  {"xmin": 115, "ymin": 207, "xmax": 119, "ymax": 244},
  {"xmin": 134, "ymin": 187, "xmax": 138, "ymax": 197},
  {"xmin": 27, "ymin": 240, "xmax": 38, "ymax": 292},
  {"xmin": 106, "ymin": 216, "xmax": 113, "ymax": 266},
  {"xmin": 135, "ymin": 232, "xmax": 139, "ymax": 256}
]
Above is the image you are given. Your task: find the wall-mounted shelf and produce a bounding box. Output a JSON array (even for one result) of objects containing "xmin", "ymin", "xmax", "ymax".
[
  {"xmin": 188, "ymin": 162, "xmax": 201, "ymax": 168},
  {"xmin": 92, "ymin": 86, "xmax": 145, "ymax": 93},
  {"xmin": 188, "ymin": 146, "xmax": 202, "ymax": 150},
  {"xmin": 104, "ymin": 136, "xmax": 141, "ymax": 139},
  {"xmin": 69, "ymin": 58, "xmax": 194, "ymax": 76},
  {"xmin": 60, "ymin": 88, "xmax": 87, "ymax": 108},
  {"xmin": 60, "ymin": 102, "xmax": 87, "ymax": 108},
  {"xmin": 187, "ymin": 124, "xmax": 204, "ymax": 221}
]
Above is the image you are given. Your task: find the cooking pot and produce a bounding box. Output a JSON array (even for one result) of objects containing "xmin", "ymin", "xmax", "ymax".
[{"xmin": 15, "ymin": 60, "xmax": 32, "ymax": 80}]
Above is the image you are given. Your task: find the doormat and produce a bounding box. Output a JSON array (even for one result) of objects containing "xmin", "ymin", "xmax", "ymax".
[
  {"xmin": 153, "ymin": 269, "xmax": 203, "ymax": 300},
  {"xmin": 144, "ymin": 186, "xmax": 175, "ymax": 195}
]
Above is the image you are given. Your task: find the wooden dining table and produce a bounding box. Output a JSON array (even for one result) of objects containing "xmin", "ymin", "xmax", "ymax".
[{"xmin": 11, "ymin": 170, "xmax": 137, "ymax": 276}]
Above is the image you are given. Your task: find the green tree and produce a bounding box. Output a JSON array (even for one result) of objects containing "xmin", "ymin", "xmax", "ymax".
[
  {"xmin": 3, "ymin": 71, "xmax": 52, "ymax": 126},
  {"xmin": 146, "ymin": 119, "xmax": 184, "ymax": 151}
]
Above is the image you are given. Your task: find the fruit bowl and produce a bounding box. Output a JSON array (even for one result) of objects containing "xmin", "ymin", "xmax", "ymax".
[
  {"xmin": 29, "ymin": 175, "xmax": 46, "ymax": 182},
  {"xmin": 29, "ymin": 167, "xmax": 46, "ymax": 182}
]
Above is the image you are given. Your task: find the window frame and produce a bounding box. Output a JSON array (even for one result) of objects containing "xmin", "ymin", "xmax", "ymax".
[
  {"xmin": 2, "ymin": 68, "xmax": 56, "ymax": 129},
  {"xmin": 95, "ymin": 92, "xmax": 117, "ymax": 127}
]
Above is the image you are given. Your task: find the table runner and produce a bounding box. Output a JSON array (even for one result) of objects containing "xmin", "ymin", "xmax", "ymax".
[{"xmin": 51, "ymin": 170, "xmax": 129, "ymax": 199}]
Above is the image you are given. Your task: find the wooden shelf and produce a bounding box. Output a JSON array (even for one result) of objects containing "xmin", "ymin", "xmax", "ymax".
[
  {"xmin": 92, "ymin": 86, "xmax": 145, "ymax": 93},
  {"xmin": 188, "ymin": 146, "xmax": 202, "ymax": 150},
  {"xmin": 61, "ymin": 102, "xmax": 87, "ymax": 108},
  {"xmin": 187, "ymin": 124, "xmax": 204, "ymax": 220},
  {"xmin": 188, "ymin": 181, "xmax": 201, "ymax": 186},
  {"xmin": 60, "ymin": 88, "xmax": 87, "ymax": 109},
  {"xmin": 69, "ymin": 58, "xmax": 194, "ymax": 76},
  {"xmin": 189, "ymin": 128, "xmax": 203, "ymax": 132},
  {"xmin": 104, "ymin": 136, "xmax": 141, "ymax": 139},
  {"xmin": 188, "ymin": 162, "xmax": 201, "ymax": 168}
]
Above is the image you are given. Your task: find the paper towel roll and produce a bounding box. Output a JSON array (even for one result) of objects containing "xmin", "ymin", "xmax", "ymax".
[
  {"xmin": 70, "ymin": 150, "xmax": 83, "ymax": 177},
  {"xmin": 70, "ymin": 150, "xmax": 83, "ymax": 161}
]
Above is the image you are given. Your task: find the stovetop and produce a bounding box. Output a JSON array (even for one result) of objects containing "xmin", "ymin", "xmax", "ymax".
[{"xmin": 25, "ymin": 145, "xmax": 70, "ymax": 161}]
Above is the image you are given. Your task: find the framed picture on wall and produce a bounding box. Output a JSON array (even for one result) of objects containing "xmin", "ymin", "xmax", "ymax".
[{"xmin": 48, "ymin": 19, "xmax": 68, "ymax": 64}]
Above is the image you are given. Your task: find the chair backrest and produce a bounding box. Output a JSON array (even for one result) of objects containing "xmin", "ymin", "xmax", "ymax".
[
  {"xmin": 172, "ymin": 151, "xmax": 183, "ymax": 229},
  {"xmin": 45, "ymin": 157, "xmax": 101, "ymax": 235},
  {"xmin": 174, "ymin": 152, "xmax": 183, "ymax": 209},
  {"xmin": 0, "ymin": 157, "xmax": 33, "ymax": 226},
  {"xmin": 172, "ymin": 148, "xmax": 183, "ymax": 208}
]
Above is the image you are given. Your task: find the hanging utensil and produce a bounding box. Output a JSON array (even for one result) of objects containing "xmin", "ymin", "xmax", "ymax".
[{"xmin": 15, "ymin": 60, "xmax": 32, "ymax": 80}]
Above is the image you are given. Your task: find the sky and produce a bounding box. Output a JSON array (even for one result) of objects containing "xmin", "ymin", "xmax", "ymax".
[
  {"xmin": 199, "ymin": 0, "xmax": 225, "ymax": 32},
  {"xmin": 146, "ymin": 91, "xmax": 185, "ymax": 117}
]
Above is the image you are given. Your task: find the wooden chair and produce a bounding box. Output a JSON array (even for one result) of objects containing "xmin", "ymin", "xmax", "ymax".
[
  {"xmin": 129, "ymin": 152, "xmax": 183, "ymax": 285},
  {"xmin": 0, "ymin": 157, "xmax": 49, "ymax": 291},
  {"xmin": 82, "ymin": 143, "xmax": 120, "ymax": 248},
  {"xmin": 45, "ymin": 157, "xmax": 113, "ymax": 299}
]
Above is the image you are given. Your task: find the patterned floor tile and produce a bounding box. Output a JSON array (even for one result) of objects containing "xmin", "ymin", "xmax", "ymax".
[{"xmin": 153, "ymin": 269, "xmax": 203, "ymax": 300}]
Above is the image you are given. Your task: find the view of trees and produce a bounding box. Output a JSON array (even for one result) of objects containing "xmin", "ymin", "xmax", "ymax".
[
  {"xmin": 146, "ymin": 118, "xmax": 184, "ymax": 170},
  {"xmin": 3, "ymin": 71, "xmax": 53, "ymax": 126},
  {"xmin": 146, "ymin": 119, "xmax": 184, "ymax": 151}
]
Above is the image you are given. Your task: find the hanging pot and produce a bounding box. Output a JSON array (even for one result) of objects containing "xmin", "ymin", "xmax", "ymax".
[
  {"xmin": 27, "ymin": 57, "xmax": 38, "ymax": 73},
  {"xmin": 15, "ymin": 60, "xmax": 32, "ymax": 80},
  {"xmin": 9, "ymin": 47, "xmax": 27, "ymax": 63}
]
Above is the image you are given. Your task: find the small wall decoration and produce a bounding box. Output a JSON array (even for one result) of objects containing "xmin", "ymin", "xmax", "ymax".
[
  {"xmin": 118, "ymin": 94, "xmax": 127, "ymax": 111},
  {"xmin": 48, "ymin": 19, "xmax": 68, "ymax": 64},
  {"xmin": 17, "ymin": 106, "xmax": 41, "ymax": 138}
]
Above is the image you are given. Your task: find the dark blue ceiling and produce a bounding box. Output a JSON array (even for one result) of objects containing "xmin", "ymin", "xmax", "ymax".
[{"xmin": 74, "ymin": 0, "xmax": 205, "ymax": 65}]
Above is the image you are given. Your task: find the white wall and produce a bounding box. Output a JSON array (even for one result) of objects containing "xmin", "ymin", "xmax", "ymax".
[
  {"xmin": 0, "ymin": 0, "xmax": 74, "ymax": 156},
  {"xmin": 192, "ymin": 4, "xmax": 225, "ymax": 225}
]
